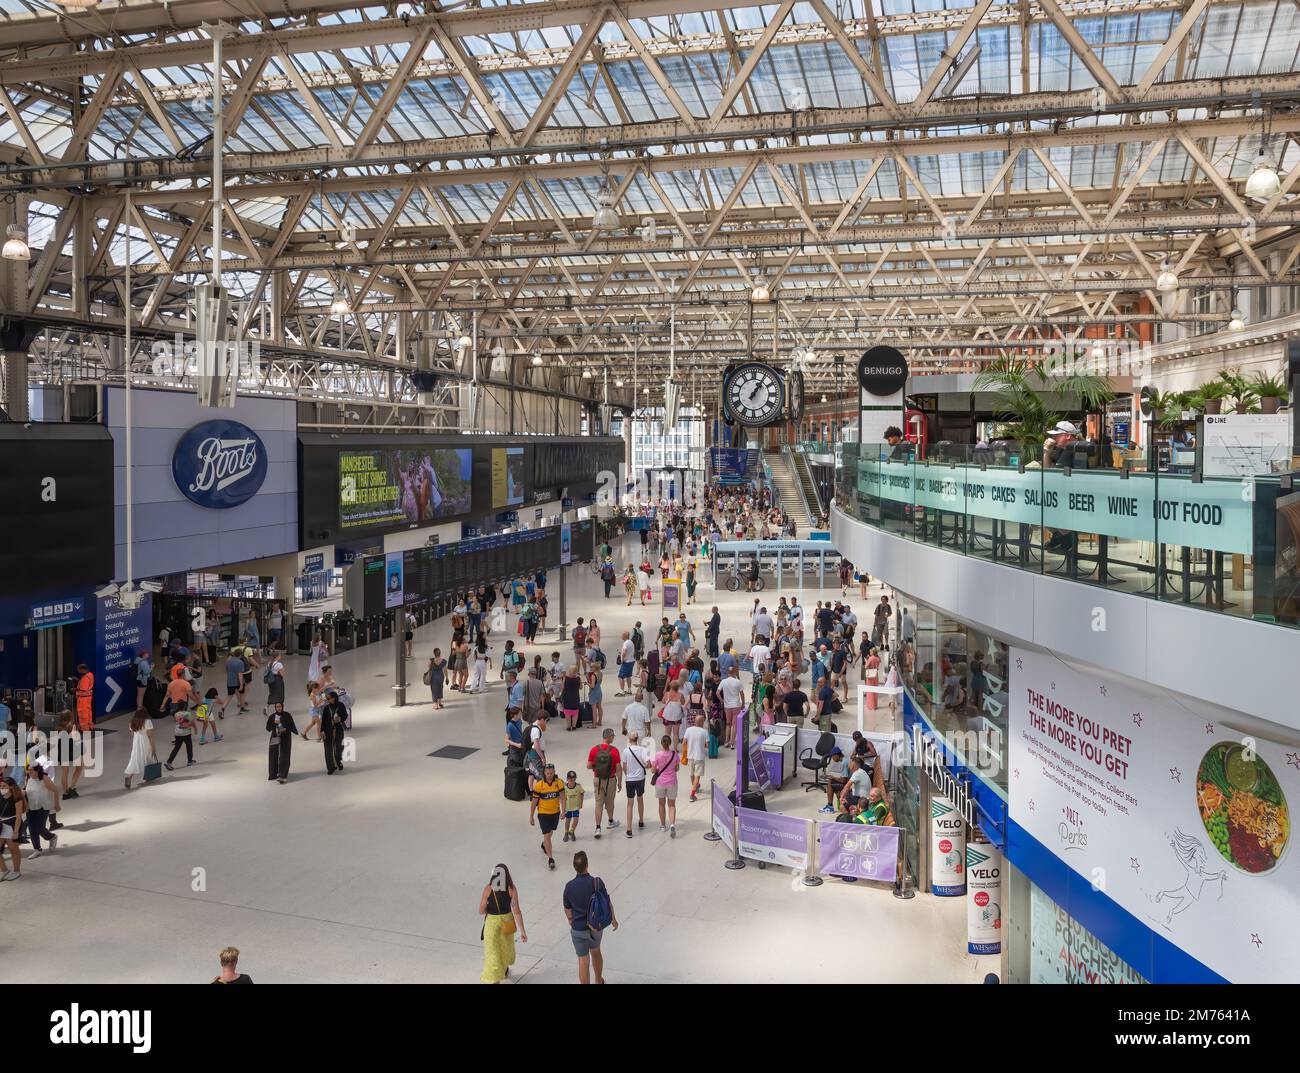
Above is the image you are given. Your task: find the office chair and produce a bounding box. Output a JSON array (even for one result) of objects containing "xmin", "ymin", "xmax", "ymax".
[{"xmin": 800, "ymin": 731, "xmax": 836, "ymax": 792}]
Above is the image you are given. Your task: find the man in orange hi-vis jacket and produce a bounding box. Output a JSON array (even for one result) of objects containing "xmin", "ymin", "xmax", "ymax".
[{"xmin": 75, "ymin": 663, "xmax": 94, "ymax": 731}]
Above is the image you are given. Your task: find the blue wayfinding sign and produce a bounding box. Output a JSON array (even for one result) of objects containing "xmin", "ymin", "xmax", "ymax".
[
  {"xmin": 172, "ymin": 419, "xmax": 268, "ymax": 509},
  {"xmin": 30, "ymin": 597, "xmax": 85, "ymax": 630},
  {"xmin": 302, "ymin": 553, "xmax": 325, "ymax": 574},
  {"xmin": 94, "ymin": 593, "xmax": 152, "ymax": 717}
]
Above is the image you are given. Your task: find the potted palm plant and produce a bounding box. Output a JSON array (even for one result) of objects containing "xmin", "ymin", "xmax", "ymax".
[
  {"xmin": 975, "ymin": 356, "xmax": 1114, "ymax": 459},
  {"xmin": 1251, "ymin": 371, "xmax": 1289, "ymax": 414},
  {"xmin": 1197, "ymin": 380, "xmax": 1229, "ymax": 415},
  {"xmin": 1216, "ymin": 368, "xmax": 1259, "ymax": 414}
]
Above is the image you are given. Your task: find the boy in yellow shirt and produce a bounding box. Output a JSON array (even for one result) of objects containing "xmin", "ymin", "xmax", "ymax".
[
  {"xmin": 562, "ymin": 769, "xmax": 586, "ymax": 843},
  {"xmin": 530, "ymin": 762, "xmax": 564, "ymax": 869}
]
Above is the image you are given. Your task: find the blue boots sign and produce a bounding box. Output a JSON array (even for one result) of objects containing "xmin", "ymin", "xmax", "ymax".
[{"xmin": 171, "ymin": 419, "xmax": 267, "ymax": 509}]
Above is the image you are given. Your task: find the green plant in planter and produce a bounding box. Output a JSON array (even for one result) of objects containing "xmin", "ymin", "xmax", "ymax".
[
  {"xmin": 1216, "ymin": 368, "xmax": 1258, "ymax": 413},
  {"xmin": 1197, "ymin": 379, "xmax": 1230, "ymax": 414},
  {"xmin": 1144, "ymin": 389, "xmax": 1183, "ymax": 429},
  {"xmin": 1251, "ymin": 371, "xmax": 1288, "ymax": 413},
  {"xmin": 974, "ymin": 356, "xmax": 1113, "ymax": 457}
]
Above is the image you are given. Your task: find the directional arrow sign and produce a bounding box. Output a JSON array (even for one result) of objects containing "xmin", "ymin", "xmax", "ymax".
[{"xmin": 105, "ymin": 676, "xmax": 123, "ymax": 713}]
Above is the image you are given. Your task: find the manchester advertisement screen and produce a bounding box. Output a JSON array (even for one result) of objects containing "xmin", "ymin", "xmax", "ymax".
[
  {"xmin": 339, "ymin": 447, "xmax": 472, "ymax": 531},
  {"xmin": 492, "ymin": 446, "xmax": 526, "ymax": 508}
]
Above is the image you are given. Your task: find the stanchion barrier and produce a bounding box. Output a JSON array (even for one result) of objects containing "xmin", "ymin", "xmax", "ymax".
[
  {"xmin": 802, "ymin": 821, "xmax": 823, "ymax": 886},
  {"xmin": 703, "ymin": 777, "xmax": 722, "ymax": 843}
]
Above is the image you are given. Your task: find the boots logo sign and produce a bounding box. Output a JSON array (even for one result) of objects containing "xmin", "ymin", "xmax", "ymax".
[{"xmin": 171, "ymin": 419, "xmax": 268, "ymax": 509}]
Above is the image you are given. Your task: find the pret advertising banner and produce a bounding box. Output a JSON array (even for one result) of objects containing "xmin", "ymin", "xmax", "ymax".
[
  {"xmin": 855, "ymin": 457, "xmax": 1253, "ymax": 555},
  {"xmin": 1009, "ymin": 647, "xmax": 1300, "ymax": 982},
  {"xmin": 339, "ymin": 447, "xmax": 472, "ymax": 531}
]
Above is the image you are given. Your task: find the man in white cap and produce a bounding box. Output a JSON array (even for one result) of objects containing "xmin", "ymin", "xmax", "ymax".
[
  {"xmin": 1043, "ymin": 420, "xmax": 1080, "ymax": 553},
  {"xmin": 1043, "ymin": 420, "xmax": 1079, "ymax": 469}
]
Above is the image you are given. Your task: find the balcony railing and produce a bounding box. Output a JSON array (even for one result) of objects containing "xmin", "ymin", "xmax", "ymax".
[{"xmin": 835, "ymin": 441, "xmax": 1300, "ymax": 629}]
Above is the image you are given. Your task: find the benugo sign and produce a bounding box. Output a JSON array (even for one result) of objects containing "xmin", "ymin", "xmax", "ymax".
[{"xmin": 855, "ymin": 458, "xmax": 1253, "ymax": 555}]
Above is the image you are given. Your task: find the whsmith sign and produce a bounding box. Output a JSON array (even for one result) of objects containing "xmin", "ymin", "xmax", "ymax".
[{"xmin": 855, "ymin": 457, "xmax": 1254, "ymax": 555}]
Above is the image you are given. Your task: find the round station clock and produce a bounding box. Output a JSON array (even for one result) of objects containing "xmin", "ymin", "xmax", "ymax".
[
  {"xmin": 724, "ymin": 361, "xmax": 786, "ymax": 426},
  {"xmin": 788, "ymin": 368, "xmax": 805, "ymax": 423}
]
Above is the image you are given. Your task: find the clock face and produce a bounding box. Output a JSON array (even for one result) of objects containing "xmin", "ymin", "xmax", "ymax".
[
  {"xmin": 725, "ymin": 362, "xmax": 786, "ymax": 426},
  {"xmin": 789, "ymin": 369, "xmax": 805, "ymax": 422}
]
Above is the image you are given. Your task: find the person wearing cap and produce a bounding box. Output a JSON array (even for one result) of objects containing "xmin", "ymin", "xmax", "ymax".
[
  {"xmin": 320, "ymin": 688, "xmax": 349, "ymax": 774},
  {"xmin": 1043, "ymin": 420, "xmax": 1079, "ymax": 469},
  {"xmin": 820, "ymin": 748, "xmax": 851, "ymax": 813},
  {"xmin": 529, "ymin": 762, "xmax": 565, "ymax": 870},
  {"xmin": 561, "ymin": 770, "xmax": 586, "ymax": 842}
]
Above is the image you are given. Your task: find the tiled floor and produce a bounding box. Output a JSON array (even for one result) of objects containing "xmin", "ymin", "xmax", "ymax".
[{"xmin": 4, "ymin": 535, "xmax": 986, "ymax": 984}]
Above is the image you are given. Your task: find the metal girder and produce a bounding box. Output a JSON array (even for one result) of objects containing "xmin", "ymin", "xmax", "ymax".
[{"xmin": 12, "ymin": 74, "xmax": 1297, "ymax": 195}]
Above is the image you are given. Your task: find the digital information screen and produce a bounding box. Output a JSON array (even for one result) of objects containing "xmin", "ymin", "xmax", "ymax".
[
  {"xmin": 492, "ymin": 446, "xmax": 526, "ymax": 508},
  {"xmin": 339, "ymin": 447, "xmax": 472, "ymax": 531}
]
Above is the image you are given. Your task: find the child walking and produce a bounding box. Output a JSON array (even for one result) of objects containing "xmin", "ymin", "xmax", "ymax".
[{"xmin": 562, "ymin": 770, "xmax": 585, "ymax": 842}]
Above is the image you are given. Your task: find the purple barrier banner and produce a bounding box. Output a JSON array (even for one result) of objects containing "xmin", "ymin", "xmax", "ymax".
[
  {"xmin": 817, "ymin": 821, "xmax": 899, "ymax": 883},
  {"xmin": 711, "ymin": 781, "xmax": 735, "ymax": 851},
  {"xmin": 737, "ymin": 807, "xmax": 810, "ymax": 870}
]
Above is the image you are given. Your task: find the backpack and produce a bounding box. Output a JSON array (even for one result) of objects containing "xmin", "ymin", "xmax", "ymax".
[
  {"xmin": 572, "ymin": 626, "xmax": 587, "ymax": 648},
  {"xmin": 592, "ymin": 743, "xmax": 615, "ymax": 780},
  {"xmin": 263, "ymin": 664, "xmax": 276, "ymax": 686},
  {"xmin": 587, "ymin": 877, "xmax": 613, "ymax": 931},
  {"xmin": 525, "ymin": 748, "xmax": 543, "ymax": 779}
]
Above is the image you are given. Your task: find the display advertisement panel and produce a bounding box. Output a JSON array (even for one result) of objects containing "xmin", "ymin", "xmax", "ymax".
[
  {"xmin": 492, "ymin": 446, "xmax": 526, "ymax": 508},
  {"xmin": 856, "ymin": 456, "xmax": 1254, "ymax": 555},
  {"xmin": 1029, "ymin": 884, "xmax": 1144, "ymax": 984},
  {"xmin": 339, "ymin": 447, "xmax": 472, "ymax": 531},
  {"xmin": 1009, "ymin": 646, "xmax": 1299, "ymax": 982}
]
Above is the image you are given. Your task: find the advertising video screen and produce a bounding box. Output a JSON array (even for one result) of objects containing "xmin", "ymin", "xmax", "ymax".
[
  {"xmin": 339, "ymin": 447, "xmax": 472, "ymax": 531},
  {"xmin": 492, "ymin": 446, "xmax": 526, "ymax": 508}
]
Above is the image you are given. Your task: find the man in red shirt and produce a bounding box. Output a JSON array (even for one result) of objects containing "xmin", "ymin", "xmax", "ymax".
[{"xmin": 586, "ymin": 727, "xmax": 622, "ymax": 839}]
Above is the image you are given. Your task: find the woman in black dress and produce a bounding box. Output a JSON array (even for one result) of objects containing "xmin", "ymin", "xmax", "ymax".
[
  {"xmin": 267, "ymin": 702, "xmax": 298, "ymax": 784},
  {"xmin": 427, "ymin": 648, "xmax": 447, "ymax": 709}
]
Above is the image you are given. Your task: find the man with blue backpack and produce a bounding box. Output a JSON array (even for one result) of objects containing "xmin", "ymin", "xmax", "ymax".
[{"xmin": 562, "ymin": 850, "xmax": 618, "ymax": 984}]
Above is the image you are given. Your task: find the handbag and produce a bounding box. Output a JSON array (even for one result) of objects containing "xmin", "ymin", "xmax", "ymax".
[
  {"xmin": 143, "ymin": 753, "xmax": 162, "ymax": 782},
  {"xmin": 422, "ymin": 667, "xmax": 432, "ymax": 686},
  {"xmin": 498, "ymin": 915, "xmax": 517, "ymax": 936}
]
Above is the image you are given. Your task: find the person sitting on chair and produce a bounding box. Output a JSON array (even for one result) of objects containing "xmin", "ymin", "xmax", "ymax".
[{"xmin": 820, "ymin": 748, "xmax": 849, "ymax": 814}]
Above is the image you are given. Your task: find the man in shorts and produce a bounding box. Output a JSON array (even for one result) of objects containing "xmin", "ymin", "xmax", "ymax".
[
  {"xmin": 682, "ymin": 714, "xmax": 710, "ymax": 803},
  {"xmin": 530, "ymin": 762, "xmax": 564, "ymax": 870},
  {"xmin": 718, "ymin": 665, "xmax": 745, "ymax": 750},
  {"xmin": 586, "ymin": 728, "xmax": 622, "ymax": 838},
  {"xmin": 563, "ymin": 850, "xmax": 618, "ymax": 985},
  {"xmin": 616, "ymin": 632, "xmax": 635, "ymax": 696},
  {"xmin": 622, "ymin": 730, "xmax": 650, "ymax": 837}
]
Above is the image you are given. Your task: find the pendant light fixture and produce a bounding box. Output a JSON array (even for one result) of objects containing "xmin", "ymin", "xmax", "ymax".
[
  {"xmin": 1228, "ymin": 308, "xmax": 1246, "ymax": 331},
  {"xmin": 1155, "ymin": 257, "xmax": 1179, "ymax": 293},
  {"xmin": 1245, "ymin": 127, "xmax": 1282, "ymax": 202},
  {"xmin": 329, "ymin": 290, "xmax": 350, "ymax": 315},
  {"xmin": 2, "ymin": 224, "xmax": 30, "ymax": 261}
]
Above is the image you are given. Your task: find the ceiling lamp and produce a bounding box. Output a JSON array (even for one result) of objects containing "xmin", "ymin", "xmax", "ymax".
[
  {"xmin": 820, "ymin": 393, "xmax": 828, "ymax": 403},
  {"xmin": 2, "ymin": 225, "xmax": 30, "ymax": 261},
  {"xmin": 614, "ymin": 379, "xmax": 624, "ymax": 387},
  {"xmin": 531, "ymin": 354, "xmax": 543, "ymax": 366},
  {"xmin": 1155, "ymin": 258, "xmax": 1179, "ymax": 293},
  {"xmin": 592, "ymin": 193, "xmax": 620, "ymax": 231},
  {"xmin": 329, "ymin": 291, "xmax": 350, "ymax": 315},
  {"xmin": 1244, "ymin": 146, "xmax": 1282, "ymax": 202},
  {"xmin": 582, "ymin": 368, "xmax": 592, "ymax": 378},
  {"xmin": 1228, "ymin": 308, "xmax": 1246, "ymax": 331},
  {"xmin": 1090, "ymin": 342, "xmax": 1105, "ymax": 361},
  {"xmin": 457, "ymin": 334, "xmax": 472, "ymax": 349},
  {"xmin": 750, "ymin": 278, "xmax": 771, "ymax": 302}
]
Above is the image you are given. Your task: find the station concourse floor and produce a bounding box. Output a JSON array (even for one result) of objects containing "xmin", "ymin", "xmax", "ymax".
[{"xmin": 6, "ymin": 536, "xmax": 984, "ymax": 984}]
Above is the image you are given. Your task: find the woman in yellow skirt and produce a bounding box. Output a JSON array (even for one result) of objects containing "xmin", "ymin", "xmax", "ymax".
[{"xmin": 479, "ymin": 863, "xmax": 527, "ymax": 983}]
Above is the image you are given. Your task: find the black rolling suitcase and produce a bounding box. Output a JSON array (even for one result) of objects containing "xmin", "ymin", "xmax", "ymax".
[
  {"xmin": 578, "ymin": 701, "xmax": 594, "ymax": 726},
  {"xmin": 504, "ymin": 765, "xmax": 528, "ymax": 801}
]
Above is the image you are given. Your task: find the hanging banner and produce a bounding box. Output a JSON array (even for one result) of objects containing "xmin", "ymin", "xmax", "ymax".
[
  {"xmin": 966, "ymin": 841, "xmax": 1003, "ymax": 954},
  {"xmin": 931, "ymin": 794, "xmax": 967, "ymax": 896},
  {"xmin": 711, "ymin": 781, "xmax": 735, "ymax": 851},
  {"xmin": 559, "ymin": 523, "xmax": 572, "ymax": 566},
  {"xmin": 1010, "ymin": 646, "xmax": 1300, "ymax": 983},
  {"xmin": 736, "ymin": 807, "xmax": 810, "ymax": 870},
  {"xmin": 817, "ymin": 821, "xmax": 899, "ymax": 883},
  {"xmin": 383, "ymin": 551, "xmax": 404, "ymax": 609}
]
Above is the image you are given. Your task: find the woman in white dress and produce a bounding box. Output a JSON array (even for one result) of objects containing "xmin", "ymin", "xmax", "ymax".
[
  {"xmin": 124, "ymin": 709, "xmax": 157, "ymax": 790},
  {"xmin": 307, "ymin": 636, "xmax": 328, "ymax": 684}
]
